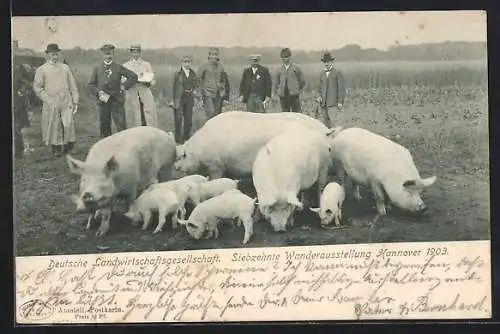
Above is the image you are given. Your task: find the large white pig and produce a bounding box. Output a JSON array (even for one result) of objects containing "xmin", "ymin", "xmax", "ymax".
[
  {"xmin": 252, "ymin": 126, "xmax": 334, "ymax": 232},
  {"xmin": 66, "ymin": 126, "xmax": 177, "ymax": 236},
  {"xmin": 174, "ymin": 111, "xmax": 331, "ymax": 179},
  {"xmin": 330, "ymin": 127, "xmax": 437, "ymax": 220}
]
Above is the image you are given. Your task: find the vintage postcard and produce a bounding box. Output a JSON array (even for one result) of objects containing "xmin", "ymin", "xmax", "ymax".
[{"xmin": 12, "ymin": 11, "xmax": 490, "ymax": 324}]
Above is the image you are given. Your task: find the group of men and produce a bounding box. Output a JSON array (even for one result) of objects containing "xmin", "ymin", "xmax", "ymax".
[{"xmin": 12, "ymin": 43, "xmax": 346, "ymax": 159}]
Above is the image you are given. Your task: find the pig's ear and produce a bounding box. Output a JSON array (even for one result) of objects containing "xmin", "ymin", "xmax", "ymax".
[
  {"xmin": 104, "ymin": 156, "xmax": 119, "ymax": 175},
  {"xmin": 309, "ymin": 207, "xmax": 320, "ymax": 214},
  {"xmin": 66, "ymin": 154, "xmax": 85, "ymax": 174},
  {"xmin": 403, "ymin": 179, "xmax": 419, "ymax": 189},
  {"xmin": 420, "ymin": 176, "xmax": 437, "ymax": 188}
]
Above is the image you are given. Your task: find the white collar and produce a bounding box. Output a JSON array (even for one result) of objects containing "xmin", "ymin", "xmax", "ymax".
[{"xmin": 103, "ymin": 60, "xmax": 113, "ymax": 66}]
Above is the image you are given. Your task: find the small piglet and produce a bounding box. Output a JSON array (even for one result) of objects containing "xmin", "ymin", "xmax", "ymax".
[
  {"xmin": 124, "ymin": 186, "xmax": 181, "ymax": 234},
  {"xmin": 178, "ymin": 191, "xmax": 257, "ymax": 245},
  {"xmin": 188, "ymin": 178, "xmax": 239, "ymax": 205},
  {"xmin": 147, "ymin": 174, "xmax": 208, "ymax": 219},
  {"xmin": 309, "ymin": 182, "xmax": 345, "ymax": 228}
]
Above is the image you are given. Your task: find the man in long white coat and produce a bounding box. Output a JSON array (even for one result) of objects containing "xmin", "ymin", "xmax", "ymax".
[
  {"xmin": 123, "ymin": 44, "xmax": 158, "ymax": 128},
  {"xmin": 33, "ymin": 43, "xmax": 79, "ymax": 157}
]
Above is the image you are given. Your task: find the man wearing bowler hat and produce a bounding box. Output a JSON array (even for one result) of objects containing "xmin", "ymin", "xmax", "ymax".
[
  {"xmin": 198, "ymin": 47, "xmax": 230, "ymax": 119},
  {"xmin": 172, "ymin": 55, "xmax": 200, "ymax": 144},
  {"xmin": 274, "ymin": 48, "xmax": 306, "ymax": 113},
  {"xmin": 33, "ymin": 43, "xmax": 80, "ymax": 157},
  {"xmin": 123, "ymin": 44, "xmax": 159, "ymax": 128},
  {"xmin": 316, "ymin": 52, "xmax": 346, "ymax": 127},
  {"xmin": 88, "ymin": 44, "xmax": 138, "ymax": 138},
  {"xmin": 239, "ymin": 54, "xmax": 272, "ymax": 113}
]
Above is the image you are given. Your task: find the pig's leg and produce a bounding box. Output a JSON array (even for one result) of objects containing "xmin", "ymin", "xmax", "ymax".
[
  {"xmin": 371, "ymin": 182, "xmax": 387, "ymax": 216},
  {"xmin": 86, "ymin": 209, "xmax": 96, "ymax": 230},
  {"xmin": 240, "ymin": 214, "xmax": 254, "ymax": 245},
  {"xmin": 171, "ymin": 206, "xmax": 181, "ymax": 229},
  {"xmin": 153, "ymin": 205, "xmax": 168, "ymax": 234},
  {"xmin": 141, "ymin": 210, "xmax": 153, "ymax": 230},
  {"xmin": 287, "ymin": 212, "xmax": 295, "ymax": 229},
  {"xmin": 353, "ymin": 185, "xmax": 362, "ymax": 201},
  {"xmin": 96, "ymin": 207, "xmax": 112, "ymax": 237},
  {"xmin": 206, "ymin": 166, "xmax": 224, "ymax": 180},
  {"xmin": 335, "ymin": 211, "xmax": 341, "ymax": 226},
  {"xmin": 369, "ymin": 182, "xmax": 387, "ymax": 237}
]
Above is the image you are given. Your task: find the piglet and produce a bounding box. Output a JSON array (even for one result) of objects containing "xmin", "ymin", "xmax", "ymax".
[{"xmin": 309, "ymin": 181, "xmax": 346, "ymax": 229}]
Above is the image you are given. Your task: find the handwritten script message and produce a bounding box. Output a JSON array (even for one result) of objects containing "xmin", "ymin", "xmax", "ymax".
[{"xmin": 15, "ymin": 240, "xmax": 491, "ymax": 324}]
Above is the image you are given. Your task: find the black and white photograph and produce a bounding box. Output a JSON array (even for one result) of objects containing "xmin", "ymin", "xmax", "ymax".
[{"xmin": 12, "ymin": 11, "xmax": 489, "ymax": 257}]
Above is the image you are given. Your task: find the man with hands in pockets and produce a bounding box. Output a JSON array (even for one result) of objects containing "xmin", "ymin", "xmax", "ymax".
[{"xmin": 316, "ymin": 52, "xmax": 346, "ymax": 127}]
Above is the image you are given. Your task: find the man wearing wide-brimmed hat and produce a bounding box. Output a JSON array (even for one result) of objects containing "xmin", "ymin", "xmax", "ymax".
[
  {"xmin": 198, "ymin": 47, "xmax": 230, "ymax": 119},
  {"xmin": 239, "ymin": 54, "xmax": 272, "ymax": 113},
  {"xmin": 123, "ymin": 44, "xmax": 159, "ymax": 128},
  {"xmin": 33, "ymin": 43, "xmax": 79, "ymax": 157},
  {"xmin": 316, "ymin": 52, "xmax": 346, "ymax": 127},
  {"xmin": 88, "ymin": 43, "xmax": 138, "ymax": 138},
  {"xmin": 274, "ymin": 48, "xmax": 306, "ymax": 113}
]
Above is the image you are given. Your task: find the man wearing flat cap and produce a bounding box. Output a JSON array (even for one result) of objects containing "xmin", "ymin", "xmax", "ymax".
[
  {"xmin": 172, "ymin": 55, "xmax": 200, "ymax": 144},
  {"xmin": 239, "ymin": 54, "xmax": 272, "ymax": 113},
  {"xmin": 274, "ymin": 48, "xmax": 306, "ymax": 113},
  {"xmin": 198, "ymin": 47, "xmax": 230, "ymax": 119},
  {"xmin": 33, "ymin": 43, "xmax": 80, "ymax": 157},
  {"xmin": 88, "ymin": 44, "xmax": 138, "ymax": 138},
  {"xmin": 316, "ymin": 52, "xmax": 346, "ymax": 127},
  {"xmin": 123, "ymin": 44, "xmax": 159, "ymax": 129}
]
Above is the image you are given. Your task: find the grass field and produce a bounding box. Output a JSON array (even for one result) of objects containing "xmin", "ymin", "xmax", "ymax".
[{"xmin": 13, "ymin": 60, "xmax": 490, "ymax": 256}]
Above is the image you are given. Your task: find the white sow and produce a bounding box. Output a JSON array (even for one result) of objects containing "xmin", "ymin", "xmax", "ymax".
[
  {"xmin": 178, "ymin": 191, "xmax": 258, "ymax": 245},
  {"xmin": 66, "ymin": 126, "xmax": 177, "ymax": 236},
  {"xmin": 330, "ymin": 127, "xmax": 437, "ymax": 218},
  {"xmin": 253, "ymin": 126, "xmax": 334, "ymax": 232},
  {"xmin": 174, "ymin": 111, "xmax": 330, "ymax": 179}
]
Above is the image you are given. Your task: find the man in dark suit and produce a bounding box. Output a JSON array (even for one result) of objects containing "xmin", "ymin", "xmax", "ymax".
[
  {"xmin": 316, "ymin": 52, "xmax": 346, "ymax": 127},
  {"xmin": 88, "ymin": 44, "xmax": 138, "ymax": 138},
  {"xmin": 239, "ymin": 54, "xmax": 272, "ymax": 113},
  {"xmin": 12, "ymin": 61, "xmax": 32, "ymax": 159},
  {"xmin": 172, "ymin": 55, "xmax": 199, "ymax": 144}
]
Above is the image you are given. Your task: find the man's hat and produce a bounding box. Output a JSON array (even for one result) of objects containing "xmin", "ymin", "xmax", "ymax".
[
  {"xmin": 321, "ymin": 52, "xmax": 335, "ymax": 62},
  {"xmin": 208, "ymin": 47, "xmax": 220, "ymax": 58},
  {"xmin": 45, "ymin": 43, "xmax": 61, "ymax": 53},
  {"xmin": 280, "ymin": 48, "xmax": 292, "ymax": 58},
  {"xmin": 100, "ymin": 44, "xmax": 116, "ymax": 52},
  {"xmin": 248, "ymin": 54, "xmax": 261, "ymax": 61},
  {"xmin": 181, "ymin": 55, "xmax": 192, "ymax": 61},
  {"xmin": 129, "ymin": 44, "xmax": 141, "ymax": 51}
]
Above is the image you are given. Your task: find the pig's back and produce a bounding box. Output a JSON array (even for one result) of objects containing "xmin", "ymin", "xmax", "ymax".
[
  {"xmin": 185, "ymin": 112, "xmax": 328, "ymax": 174},
  {"xmin": 86, "ymin": 126, "xmax": 176, "ymax": 167},
  {"xmin": 331, "ymin": 127, "xmax": 416, "ymax": 181}
]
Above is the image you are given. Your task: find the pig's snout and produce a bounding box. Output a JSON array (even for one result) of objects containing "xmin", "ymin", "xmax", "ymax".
[
  {"xmin": 82, "ymin": 192, "xmax": 95, "ymax": 204},
  {"xmin": 418, "ymin": 204, "xmax": 428, "ymax": 213}
]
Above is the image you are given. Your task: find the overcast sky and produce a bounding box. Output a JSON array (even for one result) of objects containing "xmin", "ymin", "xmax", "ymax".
[{"xmin": 11, "ymin": 11, "xmax": 486, "ymax": 52}]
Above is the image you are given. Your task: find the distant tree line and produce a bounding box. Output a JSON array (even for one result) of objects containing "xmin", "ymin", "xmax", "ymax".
[{"xmin": 18, "ymin": 41, "xmax": 487, "ymax": 66}]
